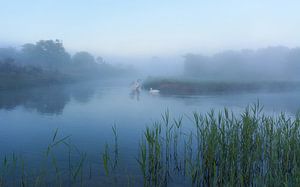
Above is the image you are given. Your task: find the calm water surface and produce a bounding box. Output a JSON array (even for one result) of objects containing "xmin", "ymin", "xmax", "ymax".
[{"xmin": 0, "ymin": 80, "xmax": 300, "ymax": 174}]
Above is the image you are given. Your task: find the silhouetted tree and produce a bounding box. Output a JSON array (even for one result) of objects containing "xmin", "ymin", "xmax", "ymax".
[
  {"xmin": 0, "ymin": 47, "xmax": 18, "ymax": 61},
  {"xmin": 72, "ymin": 51, "xmax": 95, "ymax": 68},
  {"xmin": 21, "ymin": 40, "xmax": 71, "ymax": 69},
  {"xmin": 184, "ymin": 47, "xmax": 300, "ymax": 80},
  {"xmin": 96, "ymin": 56, "xmax": 105, "ymax": 64}
]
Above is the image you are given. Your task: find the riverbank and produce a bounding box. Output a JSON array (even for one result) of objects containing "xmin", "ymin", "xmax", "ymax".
[
  {"xmin": 0, "ymin": 62, "xmax": 131, "ymax": 90},
  {"xmin": 142, "ymin": 77, "xmax": 300, "ymax": 95},
  {"xmin": 0, "ymin": 71, "xmax": 73, "ymax": 90}
]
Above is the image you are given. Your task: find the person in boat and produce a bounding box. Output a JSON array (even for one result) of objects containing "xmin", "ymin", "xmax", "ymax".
[
  {"xmin": 130, "ymin": 79, "xmax": 141, "ymax": 101},
  {"xmin": 131, "ymin": 79, "xmax": 141, "ymax": 92},
  {"xmin": 134, "ymin": 79, "xmax": 141, "ymax": 92}
]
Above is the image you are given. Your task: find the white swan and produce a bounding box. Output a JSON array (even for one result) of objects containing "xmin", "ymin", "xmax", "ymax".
[{"xmin": 149, "ymin": 88, "xmax": 160, "ymax": 94}]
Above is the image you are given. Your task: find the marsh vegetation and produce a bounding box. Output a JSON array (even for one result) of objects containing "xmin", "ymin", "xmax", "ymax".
[
  {"xmin": 142, "ymin": 77, "xmax": 300, "ymax": 95},
  {"xmin": 1, "ymin": 103, "xmax": 300, "ymax": 186}
]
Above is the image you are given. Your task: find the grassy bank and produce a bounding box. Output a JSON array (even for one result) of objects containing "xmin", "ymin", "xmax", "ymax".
[
  {"xmin": 0, "ymin": 60, "xmax": 134, "ymax": 90},
  {"xmin": 142, "ymin": 77, "xmax": 300, "ymax": 95},
  {"xmin": 0, "ymin": 62, "xmax": 74, "ymax": 90},
  {"xmin": 0, "ymin": 71, "xmax": 73, "ymax": 90},
  {"xmin": 1, "ymin": 103, "xmax": 300, "ymax": 186}
]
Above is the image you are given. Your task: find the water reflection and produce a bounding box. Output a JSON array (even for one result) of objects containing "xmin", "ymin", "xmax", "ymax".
[
  {"xmin": 130, "ymin": 89, "xmax": 140, "ymax": 101},
  {"xmin": 0, "ymin": 82, "xmax": 97, "ymax": 115},
  {"xmin": 0, "ymin": 81, "xmax": 300, "ymax": 116}
]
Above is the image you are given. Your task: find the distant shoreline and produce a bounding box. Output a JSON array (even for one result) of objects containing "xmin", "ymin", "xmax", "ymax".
[
  {"xmin": 142, "ymin": 78, "xmax": 300, "ymax": 95},
  {"xmin": 0, "ymin": 70, "xmax": 121, "ymax": 90}
]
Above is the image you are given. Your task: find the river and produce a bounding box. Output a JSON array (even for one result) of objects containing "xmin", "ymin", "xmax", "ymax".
[{"xmin": 0, "ymin": 79, "xmax": 300, "ymax": 184}]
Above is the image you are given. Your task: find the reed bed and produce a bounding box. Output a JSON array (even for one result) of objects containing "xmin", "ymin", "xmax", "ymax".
[
  {"xmin": 1, "ymin": 102, "xmax": 300, "ymax": 186},
  {"xmin": 136, "ymin": 103, "xmax": 300, "ymax": 186}
]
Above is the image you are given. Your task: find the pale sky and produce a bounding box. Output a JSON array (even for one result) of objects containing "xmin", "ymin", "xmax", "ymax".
[{"xmin": 1, "ymin": 0, "xmax": 300, "ymax": 56}]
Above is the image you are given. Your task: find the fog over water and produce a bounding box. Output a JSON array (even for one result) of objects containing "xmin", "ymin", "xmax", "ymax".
[{"xmin": 1, "ymin": 1, "xmax": 300, "ymax": 186}]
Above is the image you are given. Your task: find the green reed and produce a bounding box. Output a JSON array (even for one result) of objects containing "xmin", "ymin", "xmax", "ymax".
[
  {"xmin": 135, "ymin": 102, "xmax": 300, "ymax": 186},
  {"xmin": 1, "ymin": 102, "xmax": 300, "ymax": 186}
]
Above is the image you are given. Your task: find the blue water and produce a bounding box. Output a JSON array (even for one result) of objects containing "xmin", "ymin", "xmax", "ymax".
[{"xmin": 0, "ymin": 80, "xmax": 300, "ymax": 177}]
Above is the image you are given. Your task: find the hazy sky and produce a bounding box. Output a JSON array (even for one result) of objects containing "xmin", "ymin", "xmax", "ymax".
[{"xmin": 1, "ymin": 0, "xmax": 300, "ymax": 56}]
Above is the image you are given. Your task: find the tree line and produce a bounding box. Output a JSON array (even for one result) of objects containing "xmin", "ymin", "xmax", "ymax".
[
  {"xmin": 184, "ymin": 46, "xmax": 300, "ymax": 81},
  {"xmin": 0, "ymin": 40, "xmax": 134, "ymax": 89}
]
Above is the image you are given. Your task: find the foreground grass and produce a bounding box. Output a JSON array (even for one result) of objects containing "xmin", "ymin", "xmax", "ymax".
[
  {"xmin": 1, "ymin": 103, "xmax": 300, "ymax": 186},
  {"xmin": 136, "ymin": 103, "xmax": 300, "ymax": 186}
]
